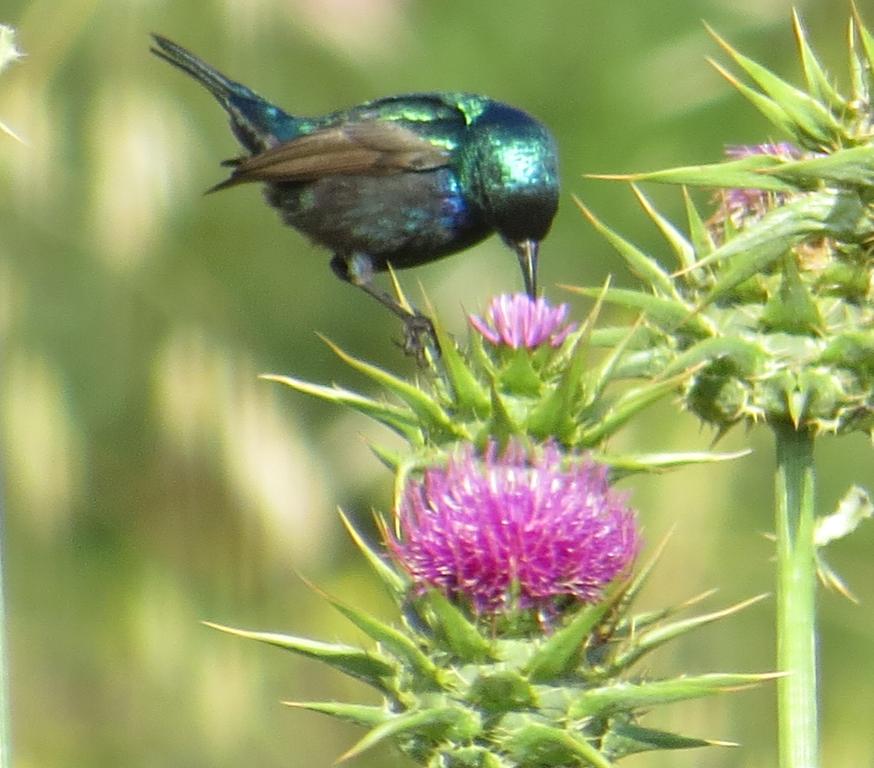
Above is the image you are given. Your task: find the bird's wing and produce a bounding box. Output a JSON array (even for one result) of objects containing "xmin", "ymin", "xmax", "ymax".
[{"xmin": 210, "ymin": 121, "xmax": 451, "ymax": 191}]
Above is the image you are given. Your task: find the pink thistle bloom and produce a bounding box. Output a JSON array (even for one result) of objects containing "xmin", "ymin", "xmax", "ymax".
[
  {"xmin": 712, "ymin": 142, "xmax": 803, "ymax": 233},
  {"xmin": 469, "ymin": 293, "xmax": 577, "ymax": 350},
  {"xmin": 724, "ymin": 142, "xmax": 801, "ymax": 160},
  {"xmin": 388, "ymin": 442, "xmax": 639, "ymax": 616}
]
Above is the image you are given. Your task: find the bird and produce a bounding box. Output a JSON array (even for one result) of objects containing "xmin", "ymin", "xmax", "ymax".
[{"xmin": 150, "ymin": 35, "xmax": 559, "ymax": 348}]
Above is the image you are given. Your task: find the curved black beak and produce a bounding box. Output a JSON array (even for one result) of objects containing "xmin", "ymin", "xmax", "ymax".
[{"xmin": 514, "ymin": 239, "xmax": 539, "ymax": 297}]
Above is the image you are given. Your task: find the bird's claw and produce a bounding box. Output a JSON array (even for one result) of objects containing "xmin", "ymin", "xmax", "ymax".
[{"xmin": 400, "ymin": 312, "xmax": 440, "ymax": 362}]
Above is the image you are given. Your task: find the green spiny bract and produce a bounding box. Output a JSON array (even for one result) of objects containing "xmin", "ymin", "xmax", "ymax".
[
  {"xmin": 578, "ymin": 11, "xmax": 874, "ymax": 439},
  {"xmin": 210, "ymin": 518, "xmax": 770, "ymax": 768},
  {"xmin": 265, "ymin": 311, "xmax": 671, "ymax": 452},
  {"xmin": 261, "ymin": 295, "xmax": 741, "ymax": 479}
]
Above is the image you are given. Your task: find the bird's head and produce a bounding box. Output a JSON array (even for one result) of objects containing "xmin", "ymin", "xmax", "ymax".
[{"xmin": 463, "ymin": 101, "xmax": 559, "ymax": 295}]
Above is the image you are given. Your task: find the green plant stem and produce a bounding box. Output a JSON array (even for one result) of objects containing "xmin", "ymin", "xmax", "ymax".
[{"xmin": 774, "ymin": 422, "xmax": 818, "ymax": 768}]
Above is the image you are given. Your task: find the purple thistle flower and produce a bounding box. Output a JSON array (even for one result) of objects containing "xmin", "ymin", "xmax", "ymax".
[
  {"xmin": 711, "ymin": 142, "xmax": 803, "ymax": 236},
  {"xmin": 469, "ymin": 293, "xmax": 577, "ymax": 350},
  {"xmin": 388, "ymin": 442, "xmax": 639, "ymax": 616},
  {"xmin": 723, "ymin": 142, "xmax": 801, "ymax": 161}
]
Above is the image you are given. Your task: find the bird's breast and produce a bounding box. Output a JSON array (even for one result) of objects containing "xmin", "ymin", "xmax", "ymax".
[{"xmin": 265, "ymin": 168, "xmax": 492, "ymax": 269}]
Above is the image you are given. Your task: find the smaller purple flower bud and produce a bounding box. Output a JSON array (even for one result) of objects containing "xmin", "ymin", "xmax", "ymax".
[
  {"xmin": 723, "ymin": 142, "xmax": 801, "ymax": 161},
  {"xmin": 387, "ymin": 442, "xmax": 639, "ymax": 616},
  {"xmin": 469, "ymin": 293, "xmax": 577, "ymax": 350},
  {"xmin": 711, "ymin": 142, "xmax": 804, "ymax": 236}
]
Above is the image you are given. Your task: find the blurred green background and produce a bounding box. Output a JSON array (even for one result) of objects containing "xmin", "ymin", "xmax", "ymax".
[{"xmin": 1, "ymin": 0, "xmax": 873, "ymax": 765}]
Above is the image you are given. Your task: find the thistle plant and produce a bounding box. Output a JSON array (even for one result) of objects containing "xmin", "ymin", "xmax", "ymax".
[
  {"xmin": 208, "ymin": 288, "xmax": 774, "ymax": 767},
  {"xmin": 576, "ymin": 10, "xmax": 874, "ymax": 767},
  {"xmin": 195, "ymin": 10, "xmax": 874, "ymax": 768}
]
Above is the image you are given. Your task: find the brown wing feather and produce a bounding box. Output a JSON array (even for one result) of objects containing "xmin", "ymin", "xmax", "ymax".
[{"xmin": 209, "ymin": 121, "xmax": 451, "ymax": 192}]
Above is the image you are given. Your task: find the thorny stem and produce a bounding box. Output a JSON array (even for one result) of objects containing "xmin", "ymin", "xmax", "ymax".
[{"xmin": 774, "ymin": 422, "xmax": 818, "ymax": 768}]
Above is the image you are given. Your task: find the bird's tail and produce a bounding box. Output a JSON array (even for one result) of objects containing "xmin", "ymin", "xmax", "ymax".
[{"xmin": 151, "ymin": 34, "xmax": 293, "ymax": 153}]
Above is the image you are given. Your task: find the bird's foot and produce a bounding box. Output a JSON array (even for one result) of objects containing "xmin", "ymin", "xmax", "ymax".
[
  {"xmin": 399, "ymin": 311, "xmax": 440, "ymax": 362},
  {"xmin": 336, "ymin": 254, "xmax": 440, "ymax": 362}
]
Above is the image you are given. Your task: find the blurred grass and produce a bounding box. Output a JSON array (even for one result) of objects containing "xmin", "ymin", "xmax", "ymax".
[{"xmin": 1, "ymin": 1, "xmax": 873, "ymax": 766}]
